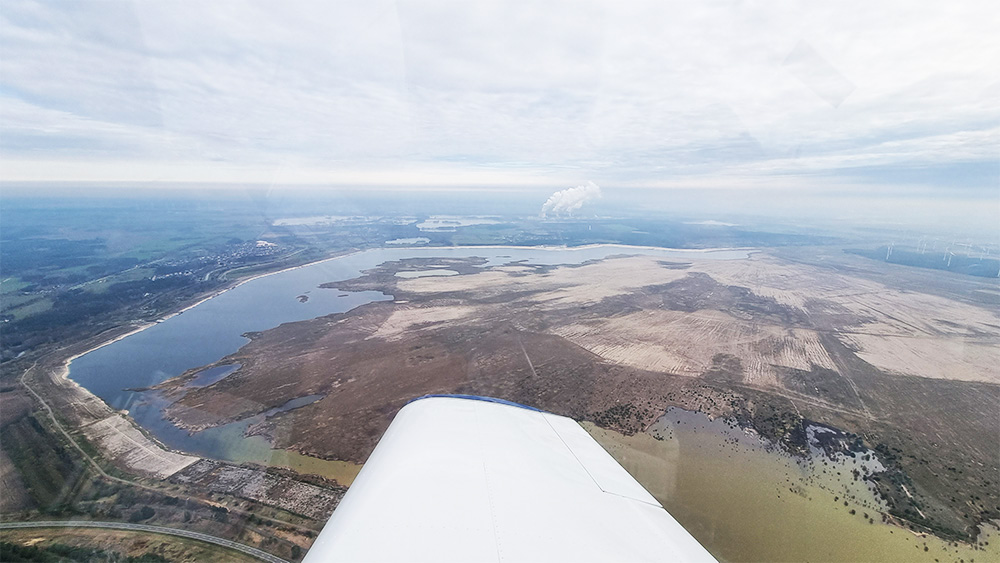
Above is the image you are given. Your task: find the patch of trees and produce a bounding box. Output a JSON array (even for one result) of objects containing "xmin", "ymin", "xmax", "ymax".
[
  {"xmin": 1, "ymin": 275, "xmax": 213, "ymax": 356},
  {"xmin": 0, "ymin": 540, "xmax": 170, "ymax": 563},
  {"xmin": 590, "ymin": 402, "xmax": 652, "ymax": 435},
  {"xmin": 0, "ymin": 238, "xmax": 105, "ymax": 275},
  {"xmin": 0, "ymin": 411, "xmax": 83, "ymax": 509},
  {"xmin": 731, "ymin": 398, "xmax": 808, "ymax": 455},
  {"xmin": 128, "ymin": 505, "xmax": 156, "ymax": 522},
  {"xmin": 210, "ymin": 505, "xmax": 229, "ymax": 523}
]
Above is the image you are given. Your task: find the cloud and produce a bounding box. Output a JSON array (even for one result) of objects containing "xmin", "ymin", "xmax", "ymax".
[
  {"xmin": 541, "ymin": 181, "xmax": 602, "ymax": 217},
  {"xmin": 0, "ymin": 0, "xmax": 997, "ymax": 195}
]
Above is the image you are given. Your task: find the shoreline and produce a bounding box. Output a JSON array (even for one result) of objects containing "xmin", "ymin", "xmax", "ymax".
[
  {"xmin": 50, "ymin": 242, "xmax": 757, "ymax": 478},
  {"xmin": 59, "ymin": 248, "xmax": 369, "ymax": 383},
  {"xmin": 415, "ymin": 243, "xmax": 757, "ymax": 254},
  {"xmin": 61, "ymin": 243, "xmax": 753, "ymax": 381}
]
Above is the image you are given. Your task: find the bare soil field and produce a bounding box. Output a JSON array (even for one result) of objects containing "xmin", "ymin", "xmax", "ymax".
[{"xmin": 158, "ymin": 250, "xmax": 1000, "ymax": 541}]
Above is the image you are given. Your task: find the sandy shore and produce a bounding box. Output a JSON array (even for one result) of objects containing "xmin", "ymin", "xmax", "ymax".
[{"xmin": 59, "ymin": 324, "xmax": 155, "ymax": 382}]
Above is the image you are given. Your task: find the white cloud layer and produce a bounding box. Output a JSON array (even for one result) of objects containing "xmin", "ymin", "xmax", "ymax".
[{"xmin": 0, "ymin": 0, "xmax": 997, "ymax": 194}]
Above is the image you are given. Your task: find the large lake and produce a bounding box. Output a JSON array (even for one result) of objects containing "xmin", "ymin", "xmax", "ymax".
[{"xmin": 68, "ymin": 245, "xmax": 750, "ymax": 462}]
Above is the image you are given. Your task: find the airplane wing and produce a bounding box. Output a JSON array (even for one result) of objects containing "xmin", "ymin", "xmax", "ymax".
[{"xmin": 303, "ymin": 395, "xmax": 717, "ymax": 562}]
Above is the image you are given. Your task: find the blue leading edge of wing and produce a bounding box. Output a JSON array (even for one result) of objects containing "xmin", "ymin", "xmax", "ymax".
[{"xmin": 407, "ymin": 393, "xmax": 547, "ymax": 413}]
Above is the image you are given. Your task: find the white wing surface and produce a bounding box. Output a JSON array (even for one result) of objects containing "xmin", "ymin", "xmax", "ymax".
[{"xmin": 304, "ymin": 395, "xmax": 717, "ymax": 562}]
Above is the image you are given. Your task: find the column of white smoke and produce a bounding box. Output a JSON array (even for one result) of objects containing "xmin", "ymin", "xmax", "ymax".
[{"xmin": 540, "ymin": 181, "xmax": 602, "ymax": 218}]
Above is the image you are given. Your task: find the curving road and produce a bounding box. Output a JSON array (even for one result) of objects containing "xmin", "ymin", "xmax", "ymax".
[{"xmin": 0, "ymin": 521, "xmax": 288, "ymax": 563}]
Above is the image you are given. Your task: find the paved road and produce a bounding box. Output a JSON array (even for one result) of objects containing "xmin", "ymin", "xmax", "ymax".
[{"xmin": 0, "ymin": 521, "xmax": 288, "ymax": 563}]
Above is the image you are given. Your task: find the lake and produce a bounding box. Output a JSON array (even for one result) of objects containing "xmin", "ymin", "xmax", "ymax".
[{"xmin": 68, "ymin": 245, "xmax": 751, "ymax": 463}]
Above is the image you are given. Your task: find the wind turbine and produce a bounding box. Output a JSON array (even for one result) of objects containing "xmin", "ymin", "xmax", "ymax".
[
  {"xmin": 946, "ymin": 251, "xmax": 955, "ymax": 268},
  {"xmin": 954, "ymin": 240, "xmax": 974, "ymax": 257},
  {"xmin": 885, "ymin": 242, "xmax": 894, "ymax": 261}
]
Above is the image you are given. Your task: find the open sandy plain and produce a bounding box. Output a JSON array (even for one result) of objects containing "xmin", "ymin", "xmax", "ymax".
[{"xmin": 159, "ymin": 250, "xmax": 1000, "ymax": 542}]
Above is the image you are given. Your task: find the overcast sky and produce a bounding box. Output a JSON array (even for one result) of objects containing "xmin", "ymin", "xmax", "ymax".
[{"xmin": 1, "ymin": 0, "xmax": 997, "ymax": 196}]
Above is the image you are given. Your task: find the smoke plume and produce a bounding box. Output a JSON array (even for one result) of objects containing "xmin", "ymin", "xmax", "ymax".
[{"xmin": 540, "ymin": 181, "xmax": 602, "ymax": 217}]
